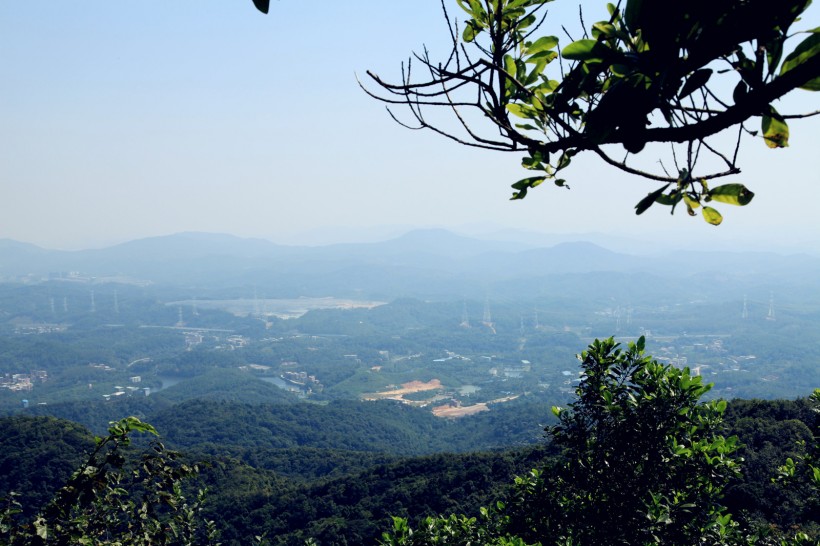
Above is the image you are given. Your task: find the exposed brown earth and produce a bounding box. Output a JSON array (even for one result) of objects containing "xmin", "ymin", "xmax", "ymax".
[
  {"xmin": 431, "ymin": 403, "xmax": 489, "ymax": 418},
  {"xmin": 363, "ymin": 379, "xmax": 442, "ymax": 400}
]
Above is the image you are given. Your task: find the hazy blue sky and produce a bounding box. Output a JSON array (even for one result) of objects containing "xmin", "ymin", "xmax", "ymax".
[{"xmin": 1, "ymin": 1, "xmax": 818, "ymax": 251}]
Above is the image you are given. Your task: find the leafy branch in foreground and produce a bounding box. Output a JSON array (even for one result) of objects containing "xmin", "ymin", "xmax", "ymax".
[
  {"xmin": 0, "ymin": 417, "xmax": 219, "ymax": 546},
  {"xmin": 365, "ymin": 0, "xmax": 819, "ymax": 222}
]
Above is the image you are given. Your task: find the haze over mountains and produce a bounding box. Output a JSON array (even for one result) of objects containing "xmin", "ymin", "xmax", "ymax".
[
  {"xmin": 2, "ymin": 229, "xmax": 818, "ymax": 301},
  {"xmin": 0, "ymin": 232, "xmax": 810, "ymax": 325}
]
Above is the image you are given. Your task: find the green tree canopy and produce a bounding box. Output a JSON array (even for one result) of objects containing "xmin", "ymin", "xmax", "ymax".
[
  {"xmin": 511, "ymin": 337, "xmax": 741, "ymax": 544},
  {"xmin": 381, "ymin": 337, "xmax": 750, "ymax": 545}
]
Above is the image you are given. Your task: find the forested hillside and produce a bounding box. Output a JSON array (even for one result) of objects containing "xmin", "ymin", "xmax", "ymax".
[{"xmin": 1, "ymin": 393, "xmax": 817, "ymax": 545}]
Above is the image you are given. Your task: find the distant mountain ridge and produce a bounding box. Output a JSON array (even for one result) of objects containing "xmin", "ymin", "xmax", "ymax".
[{"xmin": 1, "ymin": 230, "xmax": 818, "ymax": 300}]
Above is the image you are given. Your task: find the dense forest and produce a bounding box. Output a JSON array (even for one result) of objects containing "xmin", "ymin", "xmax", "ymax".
[{"xmin": 1, "ymin": 392, "xmax": 817, "ymax": 544}]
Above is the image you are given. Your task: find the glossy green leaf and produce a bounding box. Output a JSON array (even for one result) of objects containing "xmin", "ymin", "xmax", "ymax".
[
  {"xmin": 536, "ymin": 79, "xmax": 560, "ymax": 94},
  {"xmin": 527, "ymin": 50, "xmax": 559, "ymax": 66},
  {"xmin": 702, "ymin": 206, "xmax": 723, "ymax": 225},
  {"xmin": 455, "ymin": 0, "xmax": 473, "ymax": 15},
  {"xmin": 634, "ymin": 184, "xmax": 670, "ymax": 215},
  {"xmin": 762, "ymin": 107, "xmax": 789, "ymax": 148},
  {"xmin": 111, "ymin": 416, "xmax": 159, "ymax": 436},
  {"xmin": 504, "ymin": 54, "xmax": 517, "ymax": 78},
  {"xmin": 507, "ymin": 0, "xmax": 538, "ymax": 9},
  {"xmin": 517, "ymin": 14, "xmax": 538, "ymax": 31},
  {"xmin": 683, "ymin": 193, "xmax": 701, "ymax": 210},
  {"xmin": 463, "ymin": 21, "xmax": 480, "ymax": 43},
  {"xmin": 506, "ymin": 103, "xmax": 534, "ymax": 118},
  {"xmin": 526, "ymin": 35, "xmax": 559, "ymax": 55},
  {"xmin": 708, "ymin": 184, "xmax": 755, "ymax": 206},
  {"xmin": 557, "ymin": 151, "xmax": 573, "ymax": 170},
  {"xmin": 780, "ymin": 30, "xmax": 820, "ymax": 91},
  {"xmin": 529, "ymin": 149, "xmax": 548, "ymax": 164},
  {"xmin": 610, "ymin": 63, "xmax": 633, "ymax": 77},
  {"xmin": 525, "ymin": 60, "xmax": 547, "ymax": 86},
  {"xmin": 655, "ymin": 191, "xmax": 681, "ymax": 207},
  {"xmin": 467, "ymin": 0, "xmax": 486, "ymax": 18},
  {"xmin": 511, "ymin": 176, "xmax": 545, "ymax": 199},
  {"xmin": 521, "ymin": 155, "xmax": 543, "ymax": 169},
  {"xmin": 592, "ymin": 22, "xmax": 618, "ymax": 39},
  {"xmin": 511, "ymin": 176, "xmax": 545, "ymax": 190},
  {"xmin": 562, "ymin": 39, "xmax": 616, "ymax": 61}
]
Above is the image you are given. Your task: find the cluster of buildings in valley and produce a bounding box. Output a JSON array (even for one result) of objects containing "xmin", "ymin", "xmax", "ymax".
[
  {"xmin": 277, "ymin": 361, "xmax": 322, "ymax": 393},
  {"xmin": 280, "ymin": 370, "xmax": 323, "ymax": 392},
  {"xmin": 13, "ymin": 323, "xmax": 66, "ymax": 335},
  {"xmin": 181, "ymin": 329, "xmax": 249, "ymax": 351},
  {"xmin": 183, "ymin": 330, "xmax": 205, "ymax": 350},
  {"xmin": 222, "ymin": 335, "xmax": 249, "ymax": 349},
  {"xmin": 653, "ymin": 337, "xmax": 760, "ymax": 379},
  {"xmin": 101, "ymin": 377, "xmax": 150, "ymax": 400},
  {"xmin": 0, "ymin": 370, "xmax": 48, "ymax": 392},
  {"xmin": 1, "ymin": 361, "xmax": 150, "ymax": 404},
  {"xmin": 239, "ymin": 361, "xmax": 325, "ymax": 394}
]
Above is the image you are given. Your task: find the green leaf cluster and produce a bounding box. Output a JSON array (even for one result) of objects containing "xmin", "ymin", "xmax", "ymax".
[
  {"xmin": 0, "ymin": 417, "xmax": 218, "ymax": 546},
  {"xmin": 527, "ymin": 337, "xmax": 742, "ymax": 545},
  {"xmin": 379, "ymin": 338, "xmax": 753, "ymax": 546},
  {"xmin": 372, "ymin": 0, "xmax": 818, "ymax": 221},
  {"xmin": 635, "ymin": 173, "xmax": 755, "ymax": 225}
]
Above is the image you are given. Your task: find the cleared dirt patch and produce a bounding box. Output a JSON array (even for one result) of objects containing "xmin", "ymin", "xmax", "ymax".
[
  {"xmin": 362, "ymin": 379, "xmax": 442, "ymax": 400},
  {"xmin": 432, "ymin": 403, "xmax": 489, "ymax": 418}
]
